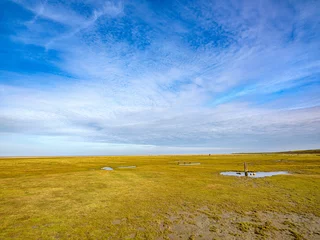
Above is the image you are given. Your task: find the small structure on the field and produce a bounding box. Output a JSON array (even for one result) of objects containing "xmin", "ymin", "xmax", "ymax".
[
  {"xmin": 117, "ymin": 166, "xmax": 136, "ymax": 169},
  {"xmin": 244, "ymin": 162, "xmax": 248, "ymax": 176},
  {"xmin": 178, "ymin": 162, "xmax": 201, "ymax": 166}
]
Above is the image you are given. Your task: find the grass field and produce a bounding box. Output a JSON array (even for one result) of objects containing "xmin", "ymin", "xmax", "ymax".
[{"xmin": 0, "ymin": 154, "xmax": 319, "ymax": 239}]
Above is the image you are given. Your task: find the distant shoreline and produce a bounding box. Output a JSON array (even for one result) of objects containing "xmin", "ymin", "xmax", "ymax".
[
  {"xmin": 232, "ymin": 149, "xmax": 320, "ymax": 154},
  {"xmin": 0, "ymin": 149, "xmax": 319, "ymax": 158}
]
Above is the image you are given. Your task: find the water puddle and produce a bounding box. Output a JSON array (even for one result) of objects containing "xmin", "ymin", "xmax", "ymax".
[
  {"xmin": 220, "ymin": 171, "xmax": 289, "ymax": 178},
  {"xmin": 101, "ymin": 167, "xmax": 113, "ymax": 171}
]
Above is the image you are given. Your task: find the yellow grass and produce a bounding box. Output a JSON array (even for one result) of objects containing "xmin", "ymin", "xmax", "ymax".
[{"xmin": 0, "ymin": 154, "xmax": 319, "ymax": 239}]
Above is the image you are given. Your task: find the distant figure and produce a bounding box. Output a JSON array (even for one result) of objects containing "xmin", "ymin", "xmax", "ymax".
[{"xmin": 209, "ymin": 154, "xmax": 211, "ymax": 156}]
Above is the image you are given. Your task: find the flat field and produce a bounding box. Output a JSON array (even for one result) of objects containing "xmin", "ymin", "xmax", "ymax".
[{"xmin": 0, "ymin": 154, "xmax": 319, "ymax": 239}]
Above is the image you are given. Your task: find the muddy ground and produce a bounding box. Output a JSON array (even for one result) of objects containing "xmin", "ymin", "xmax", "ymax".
[
  {"xmin": 151, "ymin": 208, "xmax": 320, "ymax": 240},
  {"xmin": 112, "ymin": 207, "xmax": 320, "ymax": 240}
]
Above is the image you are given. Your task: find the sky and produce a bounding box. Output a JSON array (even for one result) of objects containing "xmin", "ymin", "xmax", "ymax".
[{"xmin": 0, "ymin": 0, "xmax": 319, "ymax": 156}]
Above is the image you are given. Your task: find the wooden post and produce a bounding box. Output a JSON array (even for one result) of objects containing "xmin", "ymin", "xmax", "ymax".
[{"xmin": 244, "ymin": 162, "xmax": 248, "ymax": 176}]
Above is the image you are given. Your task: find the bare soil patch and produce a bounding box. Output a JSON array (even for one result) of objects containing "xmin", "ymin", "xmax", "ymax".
[{"xmin": 155, "ymin": 209, "xmax": 320, "ymax": 240}]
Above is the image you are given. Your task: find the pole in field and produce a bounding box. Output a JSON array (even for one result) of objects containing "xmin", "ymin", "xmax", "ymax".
[{"xmin": 244, "ymin": 162, "xmax": 248, "ymax": 176}]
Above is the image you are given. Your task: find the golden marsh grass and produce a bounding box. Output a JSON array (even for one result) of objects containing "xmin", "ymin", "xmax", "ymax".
[{"xmin": 0, "ymin": 154, "xmax": 319, "ymax": 239}]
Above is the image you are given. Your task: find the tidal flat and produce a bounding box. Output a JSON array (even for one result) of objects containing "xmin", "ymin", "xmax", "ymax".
[{"xmin": 0, "ymin": 154, "xmax": 319, "ymax": 239}]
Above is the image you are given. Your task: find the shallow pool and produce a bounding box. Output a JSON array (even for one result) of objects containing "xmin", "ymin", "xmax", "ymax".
[
  {"xmin": 220, "ymin": 171, "xmax": 289, "ymax": 178},
  {"xmin": 101, "ymin": 167, "xmax": 113, "ymax": 171}
]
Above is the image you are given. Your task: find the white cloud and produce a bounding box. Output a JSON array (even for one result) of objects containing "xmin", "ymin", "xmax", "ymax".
[{"xmin": 1, "ymin": 0, "xmax": 320, "ymax": 155}]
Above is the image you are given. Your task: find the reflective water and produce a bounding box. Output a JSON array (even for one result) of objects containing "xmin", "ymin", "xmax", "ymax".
[
  {"xmin": 220, "ymin": 171, "xmax": 289, "ymax": 178},
  {"xmin": 101, "ymin": 167, "xmax": 113, "ymax": 171}
]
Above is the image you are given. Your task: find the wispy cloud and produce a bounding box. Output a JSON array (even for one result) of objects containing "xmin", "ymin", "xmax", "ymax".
[{"xmin": 0, "ymin": 0, "xmax": 319, "ymax": 155}]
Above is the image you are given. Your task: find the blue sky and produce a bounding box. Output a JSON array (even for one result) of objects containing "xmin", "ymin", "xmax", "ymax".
[{"xmin": 0, "ymin": 0, "xmax": 319, "ymax": 156}]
